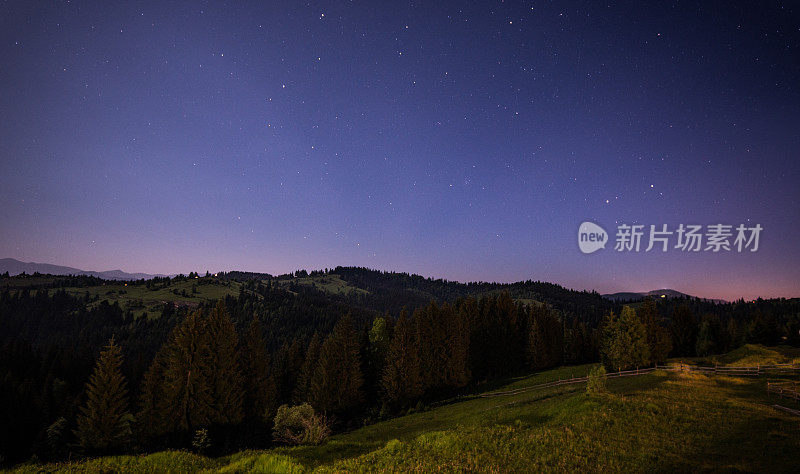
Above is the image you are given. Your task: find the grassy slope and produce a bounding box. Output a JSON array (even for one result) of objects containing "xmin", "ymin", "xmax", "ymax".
[
  {"xmin": 11, "ymin": 345, "xmax": 800, "ymax": 473},
  {"xmin": 277, "ymin": 275, "xmax": 369, "ymax": 297},
  {"xmin": 3, "ymin": 276, "xmax": 242, "ymax": 319}
]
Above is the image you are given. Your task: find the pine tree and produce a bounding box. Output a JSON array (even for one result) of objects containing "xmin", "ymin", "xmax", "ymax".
[
  {"xmin": 601, "ymin": 306, "xmax": 650, "ymax": 371},
  {"xmin": 527, "ymin": 306, "xmax": 563, "ymax": 370},
  {"xmin": 638, "ymin": 299, "xmax": 672, "ymax": 364},
  {"xmin": 696, "ymin": 314, "xmax": 725, "ymax": 357},
  {"xmin": 158, "ymin": 309, "xmax": 216, "ymax": 432},
  {"xmin": 206, "ymin": 301, "xmax": 244, "ymax": 425},
  {"xmin": 381, "ymin": 310, "xmax": 422, "ymax": 408},
  {"xmin": 310, "ymin": 313, "xmax": 363, "ymax": 414},
  {"xmin": 496, "ymin": 292, "xmax": 525, "ymax": 373},
  {"xmin": 415, "ymin": 302, "xmax": 447, "ymax": 392},
  {"xmin": 293, "ymin": 333, "xmax": 322, "ymax": 404},
  {"xmin": 242, "ymin": 316, "xmax": 277, "ymax": 422},
  {"xmin": 137, "ymin": 342, "xmax": 170, "ymax": 438},
  {"xmin": 527, "ymin": 314, "xmax": 548, "ymax": 370},
  {"xmin": 74, "ymin": 338, "xmax": 132, "ymax": 452},
  {"xmin": 599, "ymin": 310, "xmax": 619, "ymax": 370},
  {"xmin": 670, "ymin": 304, "xmax": 698, "ymax": 356},
  {"xmin": 443, "ymin": 302, "xmax": 470, "ymax": 388},
  {"xmin": 275, "ymin": 338, "xmax": 305, "ymax": 405},
  {"xmin": 365, "ymin": 316, "xmax": 392, "ymax": 396}
]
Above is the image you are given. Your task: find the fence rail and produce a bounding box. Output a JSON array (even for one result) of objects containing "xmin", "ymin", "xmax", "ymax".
[
  {"xmin": 656, "ymin": 363, "xmax": 800, "ymax": 377},
  {"xmin": 476, "ymin": 363, "xmax": 800, "ymax": 399},
  {"xmin": 767, "ymin": 381, "xmax": 800, "ymax": 401}
]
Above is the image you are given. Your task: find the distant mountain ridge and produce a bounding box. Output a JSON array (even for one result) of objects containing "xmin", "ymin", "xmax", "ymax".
[
  {"xmin": 603, "ymin": 288, "xmax": 726, "ymax": 303},
  {"xmin": 0, "ymin": 258, "xmax": 168, "ymax": 280},
  {"xmin": 1, "ymin": 258, "xmax": 727, "ymax": 302}
]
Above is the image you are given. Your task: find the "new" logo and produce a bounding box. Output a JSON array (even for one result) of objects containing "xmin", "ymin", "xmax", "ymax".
[{"xmin": 578, "ymin": 222, "xmax": 607, "ymax": 254}]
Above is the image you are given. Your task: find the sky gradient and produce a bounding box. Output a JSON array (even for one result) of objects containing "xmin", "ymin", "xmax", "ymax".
[{"xmin": 1, "ymin": 1, "xmax": 798, "ymax": 301}]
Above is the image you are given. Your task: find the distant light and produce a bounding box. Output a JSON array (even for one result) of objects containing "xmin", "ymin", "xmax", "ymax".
[{"xmin": 661, "ymin": 294, "xmax": 666, "ymax": 298}]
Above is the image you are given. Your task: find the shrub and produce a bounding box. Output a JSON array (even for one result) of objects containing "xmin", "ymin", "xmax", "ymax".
[
  {"xmin": 586, "ymin": 365, "xmax": 607, "ymax": 396},
  {"xmin": 191, "ymin": 428, "xmax": 211, "ymax": 454},
  {"xmin": 273, "ymin": 403, "xmax": 331, "ymax": 445}
]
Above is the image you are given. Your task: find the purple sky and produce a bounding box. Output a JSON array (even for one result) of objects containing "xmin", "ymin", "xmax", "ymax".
[{"xmin": 1, "ymin": 1, "xmax": 798, "ymax": 301}]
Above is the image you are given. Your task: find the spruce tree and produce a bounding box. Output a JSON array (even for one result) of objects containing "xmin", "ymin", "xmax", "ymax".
[
  {"xmin": 527, "ymin": 307, "xmax": 563, "ymax": 370},
  {"xmin": 365, "ymin": 316, "xmax": 392, "ymax": 396},
  {"xmin": 137, "ymin": 342, "xmax": 170, "ymax": 438},
  {"xmin": 275, "ymin": 338, "xmax": 305, "ymax": 405},
  {"xmin": 638, "ymin": 299, "xmax": 672, "ymax": 364},
  {"xmin": 670, "ymin": 304, "xmax": 698, "ymax": 356},
  {"xmin": 601, "ymin": 306, "xmax": 650, "ymax": 371},
  {"xmin": 206, "ymin": 301, "xmax": 244, "ymax": 425},
  {"xmin": 527, "ymin": 314, "xmax": 548, "ymax": 370},
  {"xmin": 242, "ymin": 315, "xmax": 277, "ymax": 422},
  {"xmin": 294, "ymin": 333, "xmax": 322, "ymax": 404},
  {"xmin": 74, "ymin": 338, "xmax": 132, "ymax": 452},
  {"xmin": 443, "ymin": 303, "xmax": 470, "ymax": 388},
  {"xmin": 381, "ymin": 310, "xmax": 423, "ymax": 409},
  {"xmin": 310, "ymin": 313, "xmax": 363, "ymax": 414},
  {"xmin": 158, "ymin": 309, "xmax": 216, "ymax": 432}
]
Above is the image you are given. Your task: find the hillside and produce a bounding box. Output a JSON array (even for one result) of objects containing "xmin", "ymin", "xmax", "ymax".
[
  {"xmin": 603, "ymin": 288, "xmax": 727, "ymax": 303},
  {"xmin": 12, "ymin": 345, "xmax": 800, "ymax": 473},
  {"xmin": 0, "ymin": 258, "xmax": 168, "ymax": 280},
  {"xmin": 0, "ymin": 265, "xmax": 617, "ymax": 323},
  {"xmin": 2, "ymin": 269, "xmax": 798, "ymax": 469}
]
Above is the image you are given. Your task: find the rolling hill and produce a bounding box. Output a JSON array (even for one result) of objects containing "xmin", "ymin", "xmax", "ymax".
[
  {"xmin": 603, "ymin": 288, "xmax": 726, "ymax": 303},
  {"xmin": 0, "ymin": 258, "xmax": 168, "ymax": 280}
]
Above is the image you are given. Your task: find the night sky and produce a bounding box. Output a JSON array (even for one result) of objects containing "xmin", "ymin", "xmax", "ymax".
[{"xmin": 1, "ymin": 1, "xmax": 798, "ymax": 301}]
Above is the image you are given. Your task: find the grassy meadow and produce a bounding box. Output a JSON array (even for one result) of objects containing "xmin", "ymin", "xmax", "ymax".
[
  {"xmin": 10, "ymin": 344, "xmax": 800, "ymax": 473},
  {"xmin": 1, "ymin": 275, "xmax": 241, "ymax": 319}
]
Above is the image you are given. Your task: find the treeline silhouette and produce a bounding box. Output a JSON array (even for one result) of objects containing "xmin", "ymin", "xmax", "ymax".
[{"xmin": 1, "ymin": 268, "xmax": 798, "ymax": 466}]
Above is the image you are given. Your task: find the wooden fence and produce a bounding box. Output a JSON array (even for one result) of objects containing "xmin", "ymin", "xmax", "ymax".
[
  {"xmin": 767, "ymin": 381, "xmax": 800, "ymax": 402},
  {"xmin": 657, "ymin": 363, "xmax": 800, "ymax": 377},
  {"xmin": 476, "ymin": 363, "xmax": 800, "ymax": 399}
]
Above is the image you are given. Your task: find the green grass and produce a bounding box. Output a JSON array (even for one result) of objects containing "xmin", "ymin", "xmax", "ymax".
[
  {"xmin": 712, "ymin": 344, "xmax": 800, "ymax": 366},
  {"xmin": 11, "ymin": 345, "xmax": 800, "ymax": 473},
  {"xmin": 277, "ymin": 274, "xmax": 369, "ymax": 296},
  {"xmin": 11, "ymin": 450, "xmax": 215, "ymax": 473},
  {"xmin": 2, "ymin": 276, "xmax": 243, "ymax": 319},
  {"xmin": 69, "ymin": 278, "xmax": 241, "ymax": 319}
]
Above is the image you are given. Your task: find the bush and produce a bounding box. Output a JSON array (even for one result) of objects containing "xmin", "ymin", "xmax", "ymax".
[
  {"xmin": 586, "ymin": 365, "xmax": 607, "ymax": 396},
  {"xmin": 191, "ymin": 428, "xmax": 211, "ymax": 454},
  {"xmin": 273, "ymin": 403, "xmax": 331, "ymax": 445}
]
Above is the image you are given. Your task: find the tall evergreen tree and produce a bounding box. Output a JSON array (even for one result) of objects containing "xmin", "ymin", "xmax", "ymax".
[
  {"xmin": 274, "ymin": 338, "xmax": 305, "ymax": 405},
  {"xmin": 158, "ymin": 309, "xmax": 216, "ymax": 433},
  {"xmin": 415, "ymin": 302, "xmax": 446, "ymax": 392},
  {"xmin": 293, "ymin": 333, "xmax": 322, "ymax": 404},
  {"xmin": 600, "ymin": 306, "xmax": 650, "ymax": 371},
  {"xmin": 670, "ymin": 304, "xmax": 698, "ymax": 356},
  {"xmin": 206, "ymin": 301, "xmax": 244, "ymax": 425},
  {"xmin": 137, "ymin": 342, "xmax": 170, "ymax": 438},
  {"xmin": 638, "ymin": 299, "xmax": 672, "ymax": 364},
  {"xmin": 381, "ymin": 310, "xmax": 422, "ymax": 408},
  {"xmin": 443, "ymin": 302, "xmax": 470, "ymax": 388},
  {"xmin": 74, "ymin": 338, "xmax": 132, "ymax": 452},
  {"xmin": 527, "ymin": 306, "xmax": 563, "ymax": 370},
  {"xmin": 696, "ymin": 313, "xmax": 724, "ymax": 357},
  {"xmin": 310, "ymin": 313, "xmax": 363, "ymax": 414},
  {"xmin": 364, "ymin": 316, "xmax": 392, "ymax": 400},
  {"xmin": 241, "ymin": 316, "xmax": 277, "ymax": 422}
]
